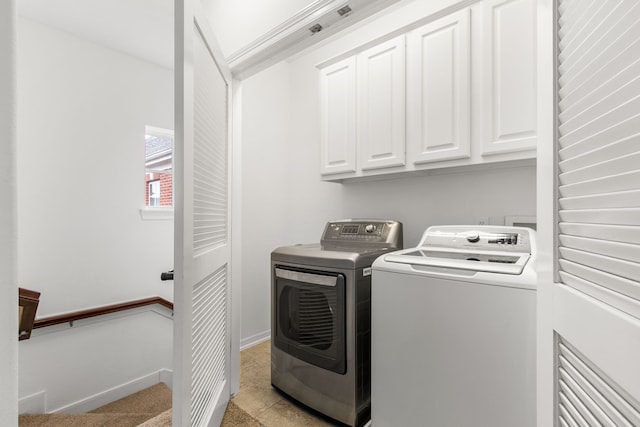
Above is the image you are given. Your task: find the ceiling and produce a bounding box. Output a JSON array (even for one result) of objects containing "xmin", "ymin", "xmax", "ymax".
[
  {"xmin": 206, "ymin": 0, "xmax": 319, "ymax": 58},
  {"xmin": 19, "ymin": 0, "xmax": 175, "ymax": 69},
  {"xmin": 17, "ymin": 0, "xmax": 322, "ymax": 70},
  {"xmin": 17, "ymin": 0, "xmax": 398, "ymax": 74}
]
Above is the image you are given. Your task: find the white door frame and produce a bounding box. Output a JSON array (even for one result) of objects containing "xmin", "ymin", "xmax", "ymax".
[
  {"xmin": 230, "ymin": 79, "xmax": 243, "ymax": 397},
  {"xmin": 0, "ymin": 0, "xmax": 19, "ymax": 424},
  {"xmin": 535, "ymin": 0, "xmax": 556, "ymax": 424}
]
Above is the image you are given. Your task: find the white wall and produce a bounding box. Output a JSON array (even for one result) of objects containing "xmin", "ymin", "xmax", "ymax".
[
  {"xmin": 340, "ymin": 168, "xmax": 536, "ymax": 247},
  {"xmin": 19, "ymin": 309, "xmax": 173, "ymax": 414},
  {"xmin": 239, "ymin": 62, "xmax": 342, "ymax": 346},
  {"xmin": 17, "ymin": 18, "xmax": 174, "ymax": 317},
  {"xmin": 239, "ymin": 0, "xmax": 537, "ymax": 344},
  {"xmin": 0, "ymin": 0, "xmax": 18, "ymax": 424}
]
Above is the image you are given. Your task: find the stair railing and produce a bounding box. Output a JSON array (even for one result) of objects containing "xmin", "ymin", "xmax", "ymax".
[
  {"xmin": 19, "ymin": 287, "xmax": 41, "ymax": 340},
  {"xmin": 32, "ymin": 297, "xmax": 174, "ymax": 330}
]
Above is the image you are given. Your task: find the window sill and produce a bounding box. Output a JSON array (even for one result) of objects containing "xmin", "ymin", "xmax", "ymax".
[{"xmin": 140, "ymin": 207, "xmax": 174, "ymax": 221}]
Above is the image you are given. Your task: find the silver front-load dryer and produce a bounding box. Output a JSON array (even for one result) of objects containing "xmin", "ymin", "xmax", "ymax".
[
  {"xmin": 272, "ymin": 219, "xmax": 403, "ymax": 427},
  {"xmin": 371, "ymin": 225, "xmax": 537, "ymax": 427}
]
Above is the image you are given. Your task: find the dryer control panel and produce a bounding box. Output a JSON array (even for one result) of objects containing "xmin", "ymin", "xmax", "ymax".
[{"xmin": 321, "ymin": 219, "xmax": 403, "ymax": 249}]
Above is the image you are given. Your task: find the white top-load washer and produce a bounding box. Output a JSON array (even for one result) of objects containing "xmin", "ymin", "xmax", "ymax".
[{"xmin": 371, "ymin": 225, "xmax": 536, "ymax": 427}]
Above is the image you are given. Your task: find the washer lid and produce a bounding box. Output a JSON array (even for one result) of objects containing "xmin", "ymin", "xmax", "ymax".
[{"xmin": 383, "ymin": 247, "xmax": 531, "ymax": 275}]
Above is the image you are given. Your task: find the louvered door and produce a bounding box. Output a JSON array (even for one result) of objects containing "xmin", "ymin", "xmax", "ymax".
[
  {"xmin": 174, "ymin": 0, "xmax": 232, "ymax": 425},
  {"xmin": 557, "ymin": 338, "xmax": 640, "ymax": 426},
  {"xmin": 538, "ymin": 0, "xmax": 640, "ymax": 425}
]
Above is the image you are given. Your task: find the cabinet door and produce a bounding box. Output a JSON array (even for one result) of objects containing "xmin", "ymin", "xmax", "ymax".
[
  {"xmin": 320, "ymin": 57, "xmax": 357, "ymax": 175},
  {"xmin": 482, "ymin": 0, "xmax": 536, "ymax": 155},
  {"xmin": 407, "ymin": 9, "xmax": 471, "ymax": 164},
  {"xmin": 358, "ymin": 35, "xmax": 406, "ymax": 171}
]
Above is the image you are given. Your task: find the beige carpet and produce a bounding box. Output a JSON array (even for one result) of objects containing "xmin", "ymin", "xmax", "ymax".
[
  {"xmin": 18, "ymin": 412, "xmax": 155, "ymax": 427},
  {"xmin": 137, "ymin": 408, "xmax": 172, "ymax": 427},
  {"xmin": 89, "ymin": 383, "xmax": 172, "ymax": 415},
  {"xmin": 19, "ymin": 341, "xmax": 331, "ymax": 426},
  {"xmin": 18, "ymin": 382, "xmax": 262, "ymax": 427},
  {"xmin": 19, "ymin": 383, "xmax": 172, "ymax": 427}
]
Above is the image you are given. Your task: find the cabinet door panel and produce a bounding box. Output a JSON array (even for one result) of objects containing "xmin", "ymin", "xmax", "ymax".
[
  {"xmin": 408, "ymin": 8, "xmax": 471, "ymax": 164},
  {"xmin": 482, "ymin": 0, "xmax": 537, "ymax": 155},
  {"xmin": 358, "ymin": 35, "xmax": 406, "ymax": 170},
  {"xmin": 320, "ymin": 57, "xmax": 357, "ymax": 175}
]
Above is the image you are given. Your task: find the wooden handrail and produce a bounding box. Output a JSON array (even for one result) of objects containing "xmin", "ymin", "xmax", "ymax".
[
  {"xmin": 19, "ymin": 288, "xmax": 41, "ymax": 340},
  {"xmin": 33, "ymin": 297, "xmax": 174, "ymax": 329}
]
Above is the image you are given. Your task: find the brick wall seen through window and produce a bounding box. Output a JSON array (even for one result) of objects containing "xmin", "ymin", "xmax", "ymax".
[{"xmin": 144, "ymin": 127, "xmax": 173, "ymax": 207}]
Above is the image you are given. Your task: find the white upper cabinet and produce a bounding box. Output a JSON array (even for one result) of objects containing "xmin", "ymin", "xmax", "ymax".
[
  {"xmin": 481, "ymin": 0, "xmax": 537, "ymax": 155},
  {"xmin": 317, "ymin": 0, "xmax": 539, "ymax": 181},
  {"xmin": 320, "ymin": 56, "xmax": 357, "ymax": 175},
  {"xmin": 407, "ymin": 9, "xmax": 471, "ymax": 164},
  {"xmin": 358, "ymin": 35, "xmax": 406, "ymax": 170}
]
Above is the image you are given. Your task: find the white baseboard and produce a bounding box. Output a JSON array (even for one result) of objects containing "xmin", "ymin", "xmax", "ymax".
[
  {"xmin": 49, "ymin": 369, "xmax": 173, "ymax": 414},
  {"xmin": 240, "ymin": 330, "xmax": 271, "ymax": 350},
  {"xmin": 19, "ymin": 391, "xmax": 46, "ymax": 414},
  {"xmin": 159, "ymin": 368, "xmax": 173, "ymax": 390}
]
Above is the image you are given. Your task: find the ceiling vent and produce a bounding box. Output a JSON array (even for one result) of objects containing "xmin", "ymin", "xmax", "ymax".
[
  {"xmin": 309, "ymin": 23, "xmax": 324, "ymax": 35},
  {"xmin": 337, "ymin": 5, "xmax": 352, "ymax": 16}
]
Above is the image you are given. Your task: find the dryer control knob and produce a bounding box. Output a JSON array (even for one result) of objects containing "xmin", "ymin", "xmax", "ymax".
[
  {"xmin": 365, "ymin": 224, "xmax": 376, "ymax": 233},
  {"xmin": 466, "ymin": 231, "xmax": 480, "ymax": 243}
]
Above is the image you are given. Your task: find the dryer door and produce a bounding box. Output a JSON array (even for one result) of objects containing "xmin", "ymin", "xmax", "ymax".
[{"xmin": 274, "ymin": 266, "xmax": 346, "ymax": 374}]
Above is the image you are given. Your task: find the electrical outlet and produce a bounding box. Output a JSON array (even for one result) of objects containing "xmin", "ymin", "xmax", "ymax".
[{"xmin": 477, "ymin": 216, "xmax": 489, "ymax": 226}]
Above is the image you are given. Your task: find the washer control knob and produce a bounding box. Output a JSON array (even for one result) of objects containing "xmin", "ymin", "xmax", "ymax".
[
  {"xmin": 466, "ymin": 231, "xmax": 480, "ymax": 243},
  {"xmin": 365, "ymin": 224, "xmax": 376, "ymax": 233}
]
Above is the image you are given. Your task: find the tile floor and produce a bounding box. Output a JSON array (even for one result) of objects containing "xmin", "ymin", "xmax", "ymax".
[{"xmin": 231, "ymin": 340, "xmax": 341, "ymax": 427}]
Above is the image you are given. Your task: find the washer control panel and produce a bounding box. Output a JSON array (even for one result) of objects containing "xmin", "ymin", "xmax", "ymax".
[
  {"xmin": 466, "ymin": 231, "xmax": 519, "ymax": 245},
  {"xmin": 487, "ymin": 232, "xmax": 519, "ymax": 245},
  {"xmin": 421, "ymin": 226, "xmax": 533, "ymax": 253},
  {"xmin": 466, "ymin": 231, "xmax": 480, "ymax": 243},
  {"xmin": 321, "ymin": 220, "xmax": 403, "ymax": 249}
]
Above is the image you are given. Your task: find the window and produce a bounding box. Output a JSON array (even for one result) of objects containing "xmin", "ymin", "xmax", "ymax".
[
  {"xmin": 148, "ymin": 180, "xmax": 161, "ymax": 207},
  {"xmin": 144, "ymin": 126, "xmax": 173, "ymax": 208}
]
